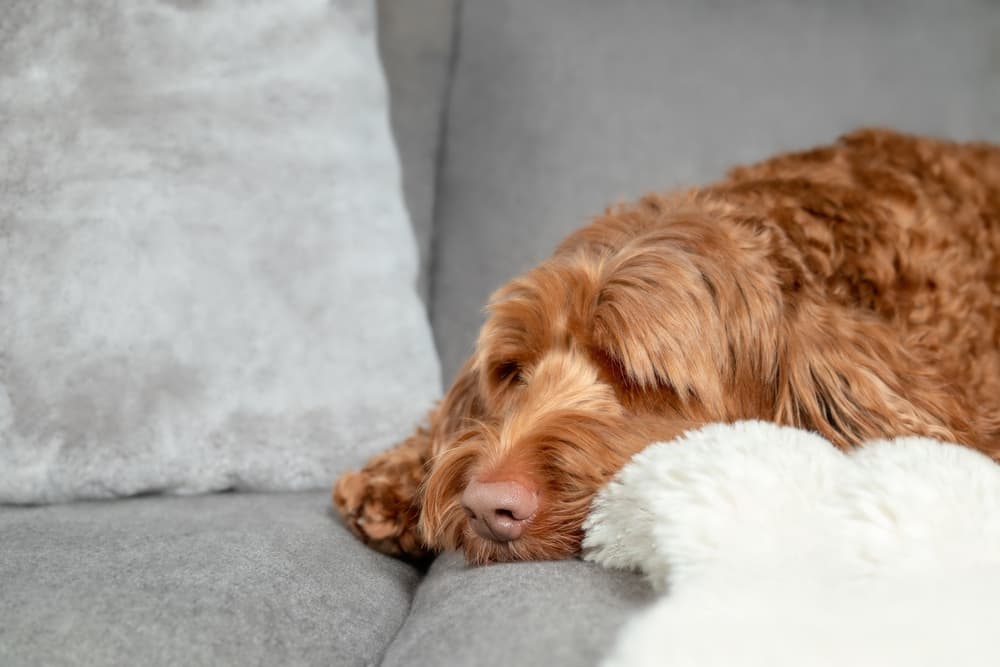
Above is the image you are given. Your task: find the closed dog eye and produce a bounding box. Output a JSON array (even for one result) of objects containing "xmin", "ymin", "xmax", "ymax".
[{"xmin": 493, "ymin": 360, "xmax": 522, "ymax": 384}]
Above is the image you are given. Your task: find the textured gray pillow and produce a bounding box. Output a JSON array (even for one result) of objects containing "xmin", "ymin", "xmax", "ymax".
[{"xmin": 0, "ymin": 0, "xmax": 441, "ymax": 503}]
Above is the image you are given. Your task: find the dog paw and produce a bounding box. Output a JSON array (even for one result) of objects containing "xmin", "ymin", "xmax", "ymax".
[{"xmin": 333, "ymin": 451, "xmax": 432, "ymax": 562}]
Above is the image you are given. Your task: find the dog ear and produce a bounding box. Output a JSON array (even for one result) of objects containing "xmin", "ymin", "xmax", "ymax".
[
  {"xmin": 590, "ymin": 224, "xmax": 782, "ymax": 416},
  {"xmin": 775, "ymin": 299, "xmax": 975, "ymax": 449},
  {"xmin": 416, "ymin": 358, "xmax": 488, "ymax": 552},
  {"xmin": 426, "ymin": 358, "xmax": 485, "ymax": 456}
]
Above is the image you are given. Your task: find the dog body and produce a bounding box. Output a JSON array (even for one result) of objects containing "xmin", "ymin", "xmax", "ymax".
[{"xmin": 335, "ymin": 129, "xmax": 1000, "ymax": 564}]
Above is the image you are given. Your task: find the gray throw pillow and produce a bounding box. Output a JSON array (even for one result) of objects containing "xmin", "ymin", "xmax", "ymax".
[{"xmin": 0, "ymin": 0, "xmax": 441, "ymax": 503}]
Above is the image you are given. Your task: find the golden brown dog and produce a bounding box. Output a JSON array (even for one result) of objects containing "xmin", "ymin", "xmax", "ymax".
[{"xmin": 334, "ymin": 128, "xmax": 1000, "ymax": 565}]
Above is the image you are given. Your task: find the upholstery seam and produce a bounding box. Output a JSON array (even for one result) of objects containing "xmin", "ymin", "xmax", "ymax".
[
  {"xmin": 425, "ymin": 0, "xmax": 464, "ymax": 358},
  {"xmin": 378, "ymin": 3, "xmax": 464, "ymax": 666}
]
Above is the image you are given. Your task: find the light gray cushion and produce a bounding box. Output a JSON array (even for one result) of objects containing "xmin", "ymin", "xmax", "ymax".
[
  {"xmin": 432, "ymin": 0, "xmax": 1000, "ymax": 379},
  {"xmin": 0, "ymin": 491, "xmax": 418, "ymax": 667},
  {"xmin": 0, "ymin": 0, "xmax": 440, "ymax": 503},
  {"xmin": 381, "ymin": 553, "xmax": 654, "ymax": 667},
  {"xmin": 376, "ymin": 0, "xmax": 459, "ymax": 302}
]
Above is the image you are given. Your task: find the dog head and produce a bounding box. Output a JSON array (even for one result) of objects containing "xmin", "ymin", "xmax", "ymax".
[{"xmin": 418, "ymin": 194, "xmax": 972, "ymax": 564}]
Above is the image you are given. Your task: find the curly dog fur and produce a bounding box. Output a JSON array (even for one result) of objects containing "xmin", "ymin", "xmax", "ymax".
[{"xmin": 334, "ymin": 128, "xmax": 1000, "ymax": 565}]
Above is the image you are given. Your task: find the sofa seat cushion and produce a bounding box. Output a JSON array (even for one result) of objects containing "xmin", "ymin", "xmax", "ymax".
[
  {"xmin": 0, "ymin": 492, "xmax": 418, "ymax": 667},
  {"xmin": 381, "ymin": 552, "xmax": 654, "ymax": 667}
]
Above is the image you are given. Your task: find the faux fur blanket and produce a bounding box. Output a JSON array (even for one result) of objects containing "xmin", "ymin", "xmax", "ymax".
[{"xmin": 583, "ymin": 421, "xmax": 1000, "ymax": 667}]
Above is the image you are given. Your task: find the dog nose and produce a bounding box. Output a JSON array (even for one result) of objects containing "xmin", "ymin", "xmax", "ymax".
[{"xmin": 461, "ymin": 480, "xmax": 538, "ymax": 542}]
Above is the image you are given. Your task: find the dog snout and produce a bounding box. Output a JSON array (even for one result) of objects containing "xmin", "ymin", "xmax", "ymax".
[{"xmin": 461, "ymin": 479, "xmax": 538, "ymax": 542}]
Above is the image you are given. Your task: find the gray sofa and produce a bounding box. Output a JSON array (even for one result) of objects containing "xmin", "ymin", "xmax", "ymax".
[{"xmin": 3, "ymin": 1, "xmax": 998, "ymax": 665}]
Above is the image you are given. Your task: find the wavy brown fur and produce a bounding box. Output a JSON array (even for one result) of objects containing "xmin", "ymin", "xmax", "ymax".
[{"xmin": 334, "ymin": 128, "xmax": 1000, "ymax": 564}]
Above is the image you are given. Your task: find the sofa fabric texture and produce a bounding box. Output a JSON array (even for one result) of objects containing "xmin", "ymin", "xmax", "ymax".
[
  {"xmin": 376, "ymin": 0, "xmax": 458, "ymax": 302},
  {"xmin": 0, "ymin": 492, "xmax": 420, "ymax": 667},
  {"xmin": 381, "ymin": 553, "xmax": 653, "ymax": 667},
  {"xmin": 431, "ymin": 0, "xmax": 1000, "ymax": 380},
  {"xmin": 0, "ymin": 0, "xmax": 440, "ymax": 504}
]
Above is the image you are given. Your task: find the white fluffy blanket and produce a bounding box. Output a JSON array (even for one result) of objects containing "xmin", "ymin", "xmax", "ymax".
[{"xmin": 583, "ymin": 421, "xmax": 1000, "ymax": 667}]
